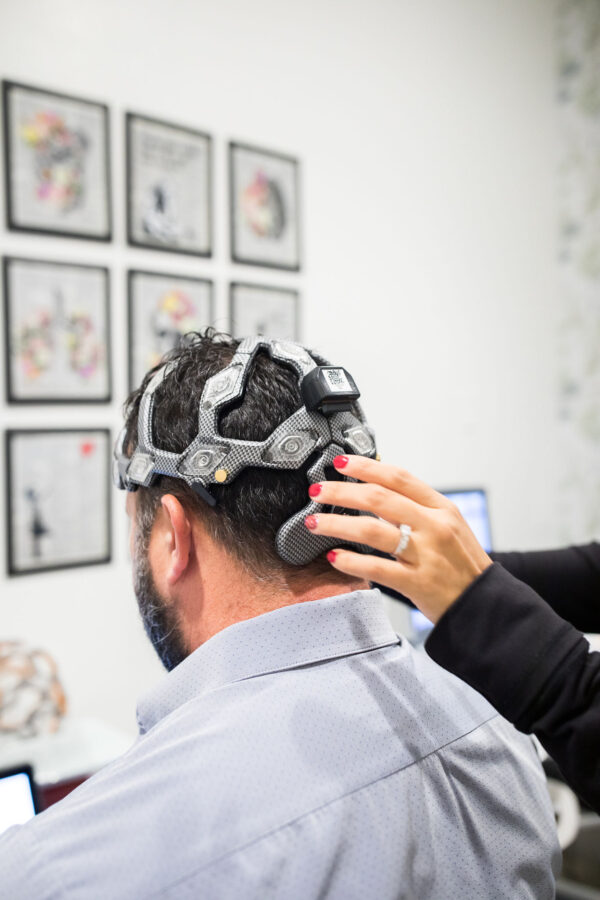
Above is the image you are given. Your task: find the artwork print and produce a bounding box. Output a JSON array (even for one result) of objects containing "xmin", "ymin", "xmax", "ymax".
[
  {"xmin": 127, "ymin": 114, "xmax": 212, "ymax": 256},
  {"xmin": 2, "ymin": 81, "xmax": 111, "ymax": 239},
  {"xmin": 6, "ymin": 430, "xmax": 111, "ymax": 575},
  {"xmin": 230, "ymin": 283, "xmax": 299, "ymax": 341},
  {"xmin": 128, "ymin": 270, "xmax": 214, "ymax": 389},
  {"xmin": 4, "ymin": 258, "xmax": 111, "ymax": 402},
  {"xmin": 230, "ymin": 143, "xmax": 301, "ymax": 270}
]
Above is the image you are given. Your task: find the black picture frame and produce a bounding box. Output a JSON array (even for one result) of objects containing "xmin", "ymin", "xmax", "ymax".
[
  {"xmin": 5, "ymin": 428, "xmax": 112, "ymax": 577},
  {"xmin": 229, "ymin": 141, "xmax": 301, "ymax": 271},
  {"xmin": 3, "ymin": 256, "xmax": 112, "ymax": 404},
  {"xmin": 127, "ymin": 269, "xmax": 215, "ymax": 391},
  {"xmin": 229, "ymin": 281, "xmax": 300, "ymax": 341},
  {"xmin": 126, "ymin": 112, "xmax": 213, "ymax": 257},
  {"xmin": 2, "ymin": 80, "xmax": 112, "ymax": 241}
]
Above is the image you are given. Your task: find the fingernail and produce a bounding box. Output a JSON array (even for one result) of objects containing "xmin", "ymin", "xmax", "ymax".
[
  {"xmin": 333, "ymin": 455, "xmax": 349, "ymax": 469},
  {"xmin": 308, "ymin": 483, "xmax": 322, "ymax": 498},
  {"xmin": 327, "ymin": 550, "xmax": 337, "ymax": 563},
  {"xmin": 304, "ymin": 515, "xmax": 318, "ymax": 530}
]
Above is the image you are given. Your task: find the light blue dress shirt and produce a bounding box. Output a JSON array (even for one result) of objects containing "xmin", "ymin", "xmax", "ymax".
[{"xmin": 0, "ymin": 589, "xmax": 560, "ymax": 898}]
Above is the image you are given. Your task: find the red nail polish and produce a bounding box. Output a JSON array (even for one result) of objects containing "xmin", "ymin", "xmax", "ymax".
[
  {"xmin": 327, "ymin": 550, "xmax": 337, "ymax": 563},
  {"xmin": 334, "ymin": 455, "xmax": 349, "ymax": 469},
  {"xmin": 308, "ymin": 483, "xmax": 322, "ymax": 498},
  {"xmin": 305, "ymin": 515, "xmax": 318, "ymax": 530}
]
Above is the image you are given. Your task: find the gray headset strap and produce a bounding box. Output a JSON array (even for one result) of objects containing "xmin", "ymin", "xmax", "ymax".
[
  {"xmin": 126, "ymin": 338, "xmax": 324, "ymax": 491},
  {"xmin": 198, "ymin": 337, "xmax": 316, "ymax": 432},
  {"xmin": 126, "ymin": 360, "xmax": 181, "ymax": 487}
]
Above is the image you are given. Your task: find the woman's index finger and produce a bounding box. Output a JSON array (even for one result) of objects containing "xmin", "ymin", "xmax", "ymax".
[{"xmin": 335, "ymin": 455, "xmax": 447, "ymax": 509}]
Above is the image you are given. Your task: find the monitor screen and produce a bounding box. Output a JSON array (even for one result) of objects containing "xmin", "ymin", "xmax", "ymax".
[
  {"xmin": 0, "ymin": 766, "xmax": 38, "ymax": 836},
  {"xmin": 410, "ymin": 488, "xmax": 492, "ymax": 639},
  {"xmin": 442, "ymin": 489, "xmax": 492, "ymax": 553}
]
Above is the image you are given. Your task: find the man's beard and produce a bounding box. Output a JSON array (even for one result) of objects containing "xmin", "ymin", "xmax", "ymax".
[{"xmin": 132, "ymin": 530, "xmax": 188, "ymax": 673}]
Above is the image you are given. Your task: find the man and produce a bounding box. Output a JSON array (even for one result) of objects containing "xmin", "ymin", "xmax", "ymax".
[{"xmin": 0, "ymin": 331, "xmax": 560, "ymax": 898}]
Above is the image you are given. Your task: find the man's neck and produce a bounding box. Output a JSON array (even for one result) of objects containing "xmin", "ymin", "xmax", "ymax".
[{"xmin": 178, "ymin": 545, "xmax": 369, "ymax": 652}]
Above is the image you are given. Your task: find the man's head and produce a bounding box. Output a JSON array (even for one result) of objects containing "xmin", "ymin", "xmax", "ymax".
[{"xmin": 121, "ymin": 330, "xmax": 373, "ymax": 669}]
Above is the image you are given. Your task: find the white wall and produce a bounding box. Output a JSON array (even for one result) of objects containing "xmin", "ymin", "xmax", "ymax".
[
  {"xmin": 0, "ymin": 0, "xmax": 563, "ymax": 736},
  {"xmin": 556, "ymin": 0, "xmax": 600, "ymax": 544}
]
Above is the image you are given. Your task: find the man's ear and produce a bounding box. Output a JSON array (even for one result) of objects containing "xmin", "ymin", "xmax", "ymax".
[{"xmin": 158, "ymin": 495, "xmax": 193, "ymax": 586}]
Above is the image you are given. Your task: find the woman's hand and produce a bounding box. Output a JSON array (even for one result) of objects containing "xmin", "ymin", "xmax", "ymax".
[{"xmin": 305, "ymin": 455, "xmax": 493, "ymax": 624}]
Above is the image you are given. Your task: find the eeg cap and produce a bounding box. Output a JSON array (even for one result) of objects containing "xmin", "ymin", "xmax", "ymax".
[{"xmin": 114, "ymin": 336, "xmax": 377, "ymax": 566}]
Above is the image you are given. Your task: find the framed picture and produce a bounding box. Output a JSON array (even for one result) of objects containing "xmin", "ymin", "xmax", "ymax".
[
  {"xmin": 229, "ymin": 282, "xmax": 299, "ymax": 341},
  {"xmin": 126, "ymin": 113, "xmax": 212, "ymax": 256},
  {"xmin": 5, "ymin": 429, "xmax": 111, "ymax": 576},
  {"xmin": 2, "ymin": 80, "xmax": 111, "ymax": 240},
  {"xmin": 229, "ymin": 142, "xmax": 301, "ymax": 270},
  {"xmin": 128, "ymin": 269, "xmax": 214, "ymax": 390},
  {"xmin": 3, "ymin": 257, "xmax": 111, "ymax": 403}
]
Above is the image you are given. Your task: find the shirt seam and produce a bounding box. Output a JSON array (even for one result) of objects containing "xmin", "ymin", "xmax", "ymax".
[
  {"xmin": 225, "ymin": 635, "xmax": 402, "ymax": 685},
  {"xmin": 149, "ymin": 712, "xmax": 500, "ymax": 898},
  {"xmin": 139, "ymin": 634, "xmax": 401, "ymax": 733}
]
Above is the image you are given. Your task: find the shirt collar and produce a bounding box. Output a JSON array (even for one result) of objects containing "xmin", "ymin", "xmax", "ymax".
[{"xmin": 137, "ymin": 588, "xmax": 398, "ymax": 734}]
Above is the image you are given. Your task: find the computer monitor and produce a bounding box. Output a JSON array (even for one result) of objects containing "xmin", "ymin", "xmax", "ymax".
[
  {"xmin": 0, "ymin": 765, "xmax": 39, "ymax": 836},
  {"xmin": 441, "ymin": 488, "xmax": 492, "ymax": 554},
  {"xmin": 410, "ymin": 488, "xmax": 492, "ymax": 641}
]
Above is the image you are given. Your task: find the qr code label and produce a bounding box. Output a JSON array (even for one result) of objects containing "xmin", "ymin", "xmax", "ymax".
[{"xmin": 323, "ymin": 368, "xmax": 352, "ymax": 393}]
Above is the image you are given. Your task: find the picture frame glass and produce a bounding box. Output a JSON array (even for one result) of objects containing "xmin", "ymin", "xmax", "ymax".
[
  {"xmin": 230, "ymin": 283, "xmax": 298, "ymax": 341},
  {"xmin": 7, "ymin": 430, "xmax": 111, "ymax": 575},
  {"xmin": 231, "ymin": 144, "xmax": 300, "ymax": 270},
  {"xmin": 4, "ymin": 259, "xmax": 111, "ymax": 402},
  {"xmin": 4, "ymin": 82, "xmax": 111, "ymax": 238},
  {"xmin": 129, "ymin": 272, "xmax": 214, "ymax": 389},
  {"xmin": 128, "ymin": 115, "xmax": 211, "ymax": 255}
]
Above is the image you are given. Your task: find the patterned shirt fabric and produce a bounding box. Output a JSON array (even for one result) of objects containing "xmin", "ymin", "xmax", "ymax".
[{"xmin": 0, "ymin": 589, "xmax": 560, "ymax": 899}]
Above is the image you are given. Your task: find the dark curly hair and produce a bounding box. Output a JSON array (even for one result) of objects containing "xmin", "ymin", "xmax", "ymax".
[{"xmin": 123, "ymin": 329, "xmax": 357, "ymax": 586}]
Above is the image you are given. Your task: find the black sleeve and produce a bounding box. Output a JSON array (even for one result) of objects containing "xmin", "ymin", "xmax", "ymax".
[
  {"xmin": 379, "ymin": 543, "xmax": 600, "ymax": 632},
  {"xmin": 425, "ymin": 563, "xmax": 600, "ymax": 813},
  {"xmin": 491, "ymin": 543, "xmax": 600, "ymax": 633}
]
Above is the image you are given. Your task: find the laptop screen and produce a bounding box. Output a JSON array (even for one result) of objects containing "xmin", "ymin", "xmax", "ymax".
[
  {"xmin": 410, "ymin": 489, "xmax": 492, "ymax": 639},
  {"xmin": 0, "ymin": 766, "xmax": 38, "ymax": 836}
]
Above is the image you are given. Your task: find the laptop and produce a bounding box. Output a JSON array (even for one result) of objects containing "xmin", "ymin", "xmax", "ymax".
[
  {"xmin": 410, "ymin": 488, "xmax": 492, "ymax": 642},
  {"xmin": 0, "ymin": 764, "xmax": 40, "ymax": 836}
]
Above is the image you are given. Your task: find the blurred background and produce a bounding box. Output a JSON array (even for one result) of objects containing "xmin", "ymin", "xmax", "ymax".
[{"xmin": 0, "ymin": 0, "xmax": 598, "ymax": 866}]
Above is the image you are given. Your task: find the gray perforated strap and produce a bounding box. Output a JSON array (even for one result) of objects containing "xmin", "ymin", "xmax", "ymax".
[
  {"xmin": 198, "ymin": 338, "xmax": 316, "ymax": 433},
  {"xmin": 125, "ymin": 361, "xmax": 181, "ymax": 488},
  {"xmin": 276, "ymin": 441, "xmax": 376, "ymax": 566},
  {"xmin": 124, "ymin": 339, "xmax": 322, "ymax": 492},
  {"xmin": 113, "ymin": 427, "xmax": 130, "ymax": 490}
]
